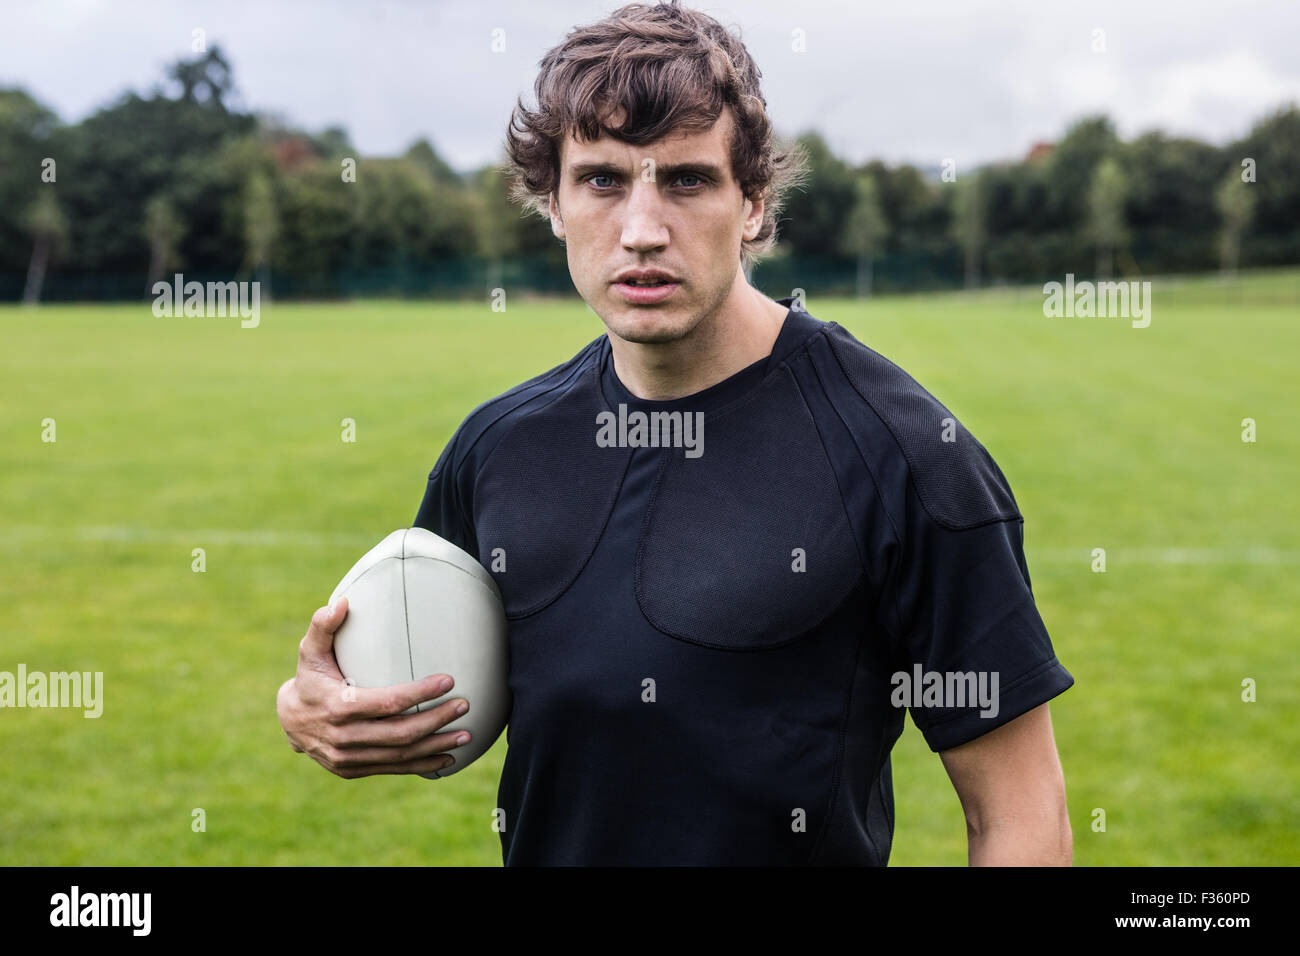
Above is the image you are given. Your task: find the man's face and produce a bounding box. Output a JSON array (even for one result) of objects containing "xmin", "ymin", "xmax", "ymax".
[{"xmin": 549, "ymin": 107, "xmax": 765, "ymax": 345}]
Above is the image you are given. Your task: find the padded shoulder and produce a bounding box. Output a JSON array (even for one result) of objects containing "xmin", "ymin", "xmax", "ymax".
[
  {"xmin": 821, "ymin": 322, "xmax": 1020, "ymax": 530},
  {"xmin": 429, "ymin": 335, "xmax": 607, "ymax": 483},
  {"xmin": 416, "ymin": 336, "xmax": 607, "ymax": 585}
]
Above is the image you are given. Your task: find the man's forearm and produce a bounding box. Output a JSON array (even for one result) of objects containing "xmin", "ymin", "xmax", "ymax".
[{"xmin": 967, "ymin": 818, "xmax": 1073, "ymax": 866}]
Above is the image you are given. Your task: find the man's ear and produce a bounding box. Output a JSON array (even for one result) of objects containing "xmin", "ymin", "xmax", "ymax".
[
  {"xmin": 548, "ymin": 192, "xmax": 566, "ymax": 240},
  {"xmin": 742, "ymin": 188, "xmax": 765, "ymax": 242}
]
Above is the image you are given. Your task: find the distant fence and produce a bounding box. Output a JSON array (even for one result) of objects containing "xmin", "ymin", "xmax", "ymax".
[
  {"xmin": 2, "ymin": 253, "xmax": 1298, "ymax": 304},
  {"xmin": 0, "ymin": 259, "xmax": 571, "ymax": 303},
  {"xmin": 0, "ymin": 252, "xmax": 981, "ymax": 303}
]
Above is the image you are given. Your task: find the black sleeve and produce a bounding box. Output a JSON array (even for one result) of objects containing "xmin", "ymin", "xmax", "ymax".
[
  {"xmin": 413, "ymin": 431, "xmax": 477, "ymax": 559},
  {"xmin": 886, "ymin": 485, "xmax": 1074, "ymax": 753}
]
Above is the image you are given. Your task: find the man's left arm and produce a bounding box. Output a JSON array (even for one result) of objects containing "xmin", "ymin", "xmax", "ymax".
[{"xmin": 939, "ymin": 701, "xmax": 1072, "ymax": 866}]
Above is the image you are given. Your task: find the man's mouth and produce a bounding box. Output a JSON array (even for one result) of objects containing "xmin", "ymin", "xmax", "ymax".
[{"xmin": 614, "ymin": 279, "xmax": 681, "ymax": 303}]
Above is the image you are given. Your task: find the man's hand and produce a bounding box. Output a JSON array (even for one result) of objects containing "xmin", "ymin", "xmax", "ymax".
[{"xmin": 276, "ymin": 597, "xmax": 473, "ymax": 779}]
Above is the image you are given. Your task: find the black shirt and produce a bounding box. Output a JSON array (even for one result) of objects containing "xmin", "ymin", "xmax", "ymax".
[{"xmin": 414, "ymin": 298, "xmax": 1073, "ymax": 865}]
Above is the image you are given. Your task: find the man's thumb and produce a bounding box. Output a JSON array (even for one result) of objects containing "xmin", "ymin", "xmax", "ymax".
[{"xmin": 301, "ymin": 597, "xmax": 348, "ymax": 664}]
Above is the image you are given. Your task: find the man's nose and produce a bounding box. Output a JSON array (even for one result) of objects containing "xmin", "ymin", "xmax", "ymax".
[{"xmin": 620, "ymin": 180, "xmax": 670, "ymax": 251}]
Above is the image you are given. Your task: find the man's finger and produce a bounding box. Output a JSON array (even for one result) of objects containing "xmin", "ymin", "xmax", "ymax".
[
  {"xmin": 327, "ymin": 727, "xmax": 471, "ymax": 768},
  {"xmin": 334, "ymin": 696, "xmax": 468, "ymax": 747},
  {"xmin": 299, "ymin": 597, "xmax": 348, "ymax": 676},
  {"xmin": 336, "ymin": 672, "xmax": 455, "ymax": 720},
  {"xmin": 334, "ymin": 753, "xmax": 458, "ymax": 779}
]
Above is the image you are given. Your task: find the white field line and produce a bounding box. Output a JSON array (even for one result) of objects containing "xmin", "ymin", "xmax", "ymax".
[
  {"xmin": 1, "ymin": 525, "xmax": 380, "ymax": 549},
  {"xmin": 1030, "ymin": 547, "xmax": 1300, "ymax": 565}
]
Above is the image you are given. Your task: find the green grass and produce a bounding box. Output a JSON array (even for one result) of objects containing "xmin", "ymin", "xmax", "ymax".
[{"xmin": 1, "ymin": 271, "xmax": 1297, "ymax": 865}]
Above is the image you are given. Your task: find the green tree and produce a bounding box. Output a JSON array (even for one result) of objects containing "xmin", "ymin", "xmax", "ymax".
[
  {"xmin": 1226, "ymin": 104, "xmax": 1300, "ymax": 265},
  {"xmin": 144, "ymin": 194, "xmax": 184, "ymax": 293},
  {"xmin": 1086, "ymin": 156, "xmax": 1128, "ymax": 278},
  {"xmin": 1123, "ymin": 131, "xmax": 1221, "ymax": 272},
  {"xmin": 950, "ymin": 172, "xmax": 986, "ymax": 289},
  {"xmin": 863, "ymin": 160, "xmax": 945, "ymax": 256},
  {"xmin": 164, "ymin": 45, "xmax": 236, "ymax": 112},
  {"xmin": 243, "ymin": 170, "xmax": 279, "ymax": 297},
  {"xmin": 313, "ymin": 125, "xmax": 354, "ymax": 159},
  {"xmin": 275, "ymin": 161, "xmax": 359, "ymax": 285},
  {"xmin": 55, "ymin": 83, "xmax": 253, "ymax": 278},
  {"xmin": 839, "ymin": 173, "xmax": 888, "ymax": 297},
  {"xmin": 0, "ymin": 88, "xmax": 62, "ymax": 275},
  {"xmin": 1047, "ymin": 116, "xmax": 1119, "ymax": 229},
  {"xmin": 1215, "ymin": 172, "xmax": 1256, "ymax": 276},
  {"xmin": 22, "ymin": 188, "xmax": 67, "ymax": 304},
  {"xmin": 778, "ymin": 132, "xmax": 858, "ymax": 259},
  {"xmin": 404, "ymin": 138, "xmax": 463, "ymax": 188}
]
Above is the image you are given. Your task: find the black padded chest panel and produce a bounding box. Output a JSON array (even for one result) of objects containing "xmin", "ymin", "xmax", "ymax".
[
  {"xmin": 472, "ymin": 364, "xmax": 632, "ymax": 618},
  {"xmin": 635, "ymin": 366, "xmax": 864, "ymax": 650}
]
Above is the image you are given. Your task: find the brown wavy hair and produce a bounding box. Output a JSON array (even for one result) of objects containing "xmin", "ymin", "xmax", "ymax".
[{"xmin": 501, "ymin": 0, "xmax": 808, "ymax": 270}]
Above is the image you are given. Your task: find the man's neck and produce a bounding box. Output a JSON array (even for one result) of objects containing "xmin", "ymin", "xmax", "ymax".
[{"xmin": 606, "ymin": 280, "xmax": 790, "ymax": 402}]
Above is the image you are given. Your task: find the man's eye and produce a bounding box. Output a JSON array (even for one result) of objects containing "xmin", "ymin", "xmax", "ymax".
[{"xmin": 584, "ymin": 173, "xmax": 708, "ymax": 191}]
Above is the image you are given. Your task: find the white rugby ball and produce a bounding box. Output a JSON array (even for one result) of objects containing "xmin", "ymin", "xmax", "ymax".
[{"xmin": 327, "ymin": 527, "xmax": 510, "ymax": 778}]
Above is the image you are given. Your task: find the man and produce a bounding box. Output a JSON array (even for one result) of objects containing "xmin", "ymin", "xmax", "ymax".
[{"xmin": 277, "ymin": 0, "xmax": 1074, "ymax": 866}]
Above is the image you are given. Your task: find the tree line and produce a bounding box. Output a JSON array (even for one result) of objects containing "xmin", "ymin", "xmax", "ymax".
[{"xmin": 1, "ymin": 46, "xmax": 1296, "ymax": 302}]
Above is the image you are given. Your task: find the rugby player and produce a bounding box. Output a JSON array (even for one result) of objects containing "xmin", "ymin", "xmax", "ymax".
[{"xmin": 277, "ymin": 0, "xmax": 1074, "ymax": 866}]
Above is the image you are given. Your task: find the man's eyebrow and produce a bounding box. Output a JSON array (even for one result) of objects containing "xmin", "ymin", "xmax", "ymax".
[{"xmin": 568, "ymin": 160, "xmax": 726, "ymax": 181}]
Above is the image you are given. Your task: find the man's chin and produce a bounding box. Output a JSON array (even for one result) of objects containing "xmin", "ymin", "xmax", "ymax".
[
  {"xmin": 603, "ymin": 308, "xmax": 694, "ymax": 345},
  {"xmin": 614, "ymin": 326, "xmax": 690, "ymax": 345}
]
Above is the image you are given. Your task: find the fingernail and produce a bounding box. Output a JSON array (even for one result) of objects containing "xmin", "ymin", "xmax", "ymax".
[
  {"xmin": 456, "ymin": 733, "xmax": 470, "ymax": 746},
  {"xmin": 455, "ymin": 701, "xmax": 467, "ymax": 715},
  {"xmin": 438, "ymin": 678, "xmax": 452, "ymax": 693}
]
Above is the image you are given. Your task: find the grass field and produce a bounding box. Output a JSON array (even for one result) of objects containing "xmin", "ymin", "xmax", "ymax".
[{"xmin": 2, "ymin": 270, "xmax": 1298, "ymax": 865}]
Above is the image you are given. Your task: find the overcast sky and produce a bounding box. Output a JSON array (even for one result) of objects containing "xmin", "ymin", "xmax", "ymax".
[{"xmin": 3, "ymin": 0, "xmax": 1298, "ymax": 172}]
